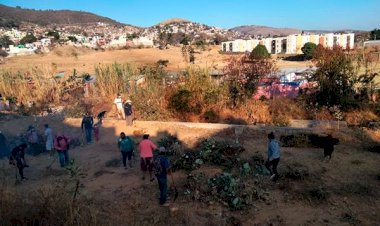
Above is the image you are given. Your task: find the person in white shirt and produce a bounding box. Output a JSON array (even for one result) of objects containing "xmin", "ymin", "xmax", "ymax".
[
  {"xmin": 44, "ymin": 124, "xmax": 54, "ymax": 155},
  {"xmin": 114, "ymin": 94, "xmax": 125, "ymax": 120}
]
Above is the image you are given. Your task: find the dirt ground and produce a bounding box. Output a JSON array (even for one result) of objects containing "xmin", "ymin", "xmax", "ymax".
[
  {"xmin": 0, "ymin": 115, "xmax": 379, "ymax": 226},
  {"xmin": 0, "ymin": 46, "xmax": 311, "ymax": 75}
]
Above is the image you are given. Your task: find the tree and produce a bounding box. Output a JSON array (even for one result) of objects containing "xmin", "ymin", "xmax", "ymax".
[
  {"xmin": 20, "ymin": 33, "xmax": 37, "ymax": 44},
  {"xmin": 310, "ymin": 45, "xmax": 357, "ymax": 109},
  {"xmin": 126, "ymin": 33, "xmax": 138, "ymax": 40},
  {"xmin": 46, "ymin": 30, "xmax": 60, "ymax": 40},
  {"xmin": 0, "ymin": 35, "xmax": 14, "ymax": 48},
  {"xmin": 249, "ymin": 44, "xmax": 270, "ymax": 60},
  {"xmin": 301, "ymin": 42, "xmax": 317, "ymax": 60},
  {"xmin": 223, "ymin": 55, "xmax": 277, "ymax": 106},
  {"xmin": 67, "ymin": 36, "xmax": 78, "ymax": 43},
  {"xmin": 369, "ymin": 28, "xmax": 380, "ymax": 40}
]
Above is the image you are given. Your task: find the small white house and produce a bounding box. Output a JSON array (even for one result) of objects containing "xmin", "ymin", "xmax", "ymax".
[{"xmin": 132, "ymin": 37, "xmax": 154, "ymax": 47}]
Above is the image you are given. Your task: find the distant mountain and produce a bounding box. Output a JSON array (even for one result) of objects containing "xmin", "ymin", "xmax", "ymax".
[
  {"xmin": 230, "ymin": 25, "xmax": 300, "ymax": 37},
  {"xmin": 0, "ymin": 4, "xmax": 125, "ymax": 27}
]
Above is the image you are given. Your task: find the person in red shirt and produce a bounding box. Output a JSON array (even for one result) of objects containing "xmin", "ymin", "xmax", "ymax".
[
  {"xmin": 139, "ymin": 134, "xmax": 157, "ymax": 181},
  {"xmin": 54, "ymin": 133, "xmax": 70, "ymax": 168}
]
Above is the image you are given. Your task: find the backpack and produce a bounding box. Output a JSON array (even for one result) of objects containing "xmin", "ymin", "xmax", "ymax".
[{"xmin": 153, "ymin": 156, "xmax": 163, "ymax": 177}]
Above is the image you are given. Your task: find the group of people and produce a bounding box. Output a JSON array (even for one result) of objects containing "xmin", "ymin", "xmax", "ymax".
[
  {"xmin": 3, "ymin": 124, "xmax": 72, "ymax": 181},
  {"xmin": 114, "ymin": 94, "xmax": 134, "ymax": 126},
  {"xmin": 117, "ymin": 132, "xmax": 171, "ymax": 206}
]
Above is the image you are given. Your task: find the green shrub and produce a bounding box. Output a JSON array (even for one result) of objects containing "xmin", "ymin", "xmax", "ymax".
[
  {"xmin": 168, "ymin": 89, "xmax": 193, "ymax": 113},
  {"xmin": 203, "ymin": 110, "xmax": 219, "ymax": 123}
]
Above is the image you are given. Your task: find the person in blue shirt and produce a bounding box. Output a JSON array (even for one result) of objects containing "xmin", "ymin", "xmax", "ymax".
[
  {"xmin": 154, "ymin": 147, "xmax": 171, "ymax": 206},
  {"xmin": 265, "ymin": 132, "xmax": 281, "ymax": 181}
]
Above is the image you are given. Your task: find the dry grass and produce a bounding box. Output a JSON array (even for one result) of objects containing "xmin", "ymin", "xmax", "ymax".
[
  {"xmin": 1, "ymin": 45, "xmax": 310, "ymax": 75},
  {"xmin": 345, "ymin": 110, "xmax": 379, "ymax": 126}
]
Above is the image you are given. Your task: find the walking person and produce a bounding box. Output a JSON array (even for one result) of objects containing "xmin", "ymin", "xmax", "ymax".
[
  {"xmin": 124, "ymin": 99, "xmax": 133, "ymax": 126},
  {"xmin": 0, "ymin": 131, "xmax": 10, "ymax": 158},
  {"xmin": 153, "ymin": 147, "xmax": 171, "ymax": 206},
  {"xmin": 81, "ymin": 112, "xmax": 94, "ymax": 144},
  {"xmin": 44, "ymin": 124, "xmax": 54, "ymax": 155},
  {"xmin": 265, "ymin": 132, "xmax": 281, "ymax": 182},
  {"xmin": 114, "ymin": 94, "xmax": 125, "ymax": 120},
  {"xmin": 323, "ymin": 134, "xmax": 339, "ymax": 161},
  {"xmin": 93, "ymin": 122, "xmax": 100, "ymax": 142},
  {"xmin": 139, "ymin": 134, "xmax": 157, "ymax": 181},
  {"xmin": 9, "ymin": 143, "xmax": 28, "ymax": 180},
  {"xmin": 26, "ymin": 125, "xmax": 39, "ymax": 155},
  {"xmin": 54, "ymin": 133, "xmax": 70, "ymax": 168},
  {"xmin": 118, "ymin": 132, "xmax": 135, "ymax": 169}
]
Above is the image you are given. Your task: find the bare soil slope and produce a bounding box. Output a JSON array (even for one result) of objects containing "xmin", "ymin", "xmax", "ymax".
[{"xmin": 0, "ymin": 116, "xmax": 379, "ymax": 225}]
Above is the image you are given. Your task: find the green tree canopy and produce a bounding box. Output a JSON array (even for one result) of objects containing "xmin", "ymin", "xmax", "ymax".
[
  {"xmin": 0, "ymin": 35, "xmax": 14, "ymax": 48},
  {"xmin": 249, "ymin": 44, "xmax": 270, "ymax": 60},
  {"xmin": 67, "ymin": 36, "xmax": 78, "ymax": 43},
  {"xmin": 301, "ymin": 42, "xmax": 317, "ymax": 60},
  {"xmin": 370, "ymin": 28, "xmax": 380, "ymax": 40},
  {"xmin": 311, "ymin": 46, "xmax": 356, "ymax": 109},
  {"xmin": 46, "ymin": 30, "xmax": 60, "ymax": 40},
  {"xmin": 20, "ymin": 33, "xmax": 37, "ymax": 44}
]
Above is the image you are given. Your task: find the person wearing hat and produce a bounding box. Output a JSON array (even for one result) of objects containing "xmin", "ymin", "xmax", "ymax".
[
  {"xmin": 124, "ymin": 99, "xmax": 133, "ymax": 126},
  {"xmin": 114, "ymin": 94, "xmax": 125, "ymax": 120},
  {"xmin": 81, "ymin": 112, "xmax": 94, "ymax": 144},
  {"xmin": 265, "ymin": 132, "xmax": 281, "ymax": 182},
  {"xmin": 153, "ymin": 146, "xmax": 171, "ymax": 206}
]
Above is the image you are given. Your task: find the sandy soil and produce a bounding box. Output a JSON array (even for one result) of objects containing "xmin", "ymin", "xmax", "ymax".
[
  {"xmin": 0, "ymin": 46, "xmax": 311, "ymax": 75},
  {"xmin": 0, "ymin": 115, "xmax": 379, "ymax": 225}
]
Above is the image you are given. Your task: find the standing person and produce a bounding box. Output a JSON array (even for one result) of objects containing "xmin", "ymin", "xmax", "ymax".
[
  {"xmin": 139, "ymin": 134, "xmax": 157, "ymax": 181},
  {"xmin": 93, "ymin": 122, "xmax": 100, "ymax": 142},
  {"xmin": 323, "ymin": 135, "xmax": 339, "ymax": 160},
  {"xmin": 26, "ymin": 125, "xmax": 39, "ymax": 155},
  {"xmin": 9, "ymin": 143, "xmax": 28, "ymax": 180},
  {"xmin": 265, "ymin": 132, "xmax": 281, "ymax": 182},
  {"xmin": 114, "ymin": 94, "xmax": 125, "ymax": 120},
  {"xmin": 44, "ymin": 124, "xmax": 54, "ymax": 155},
  {"xmin": 0, "ymin": 131, "xmax": 10, "ymax": 158},
  {"xmin": 54, "ymin": 133, "xmax": 70, "ymax": 168},
  {"xmin": 153, "ymin": 147, "xmax": 171, "ymax": 206},
  {"xmin": 124, "ymin": 99, "xmax": 133, "ymax": 126},
  {"xmin": 81, "ymin": 112, "xmax": 94, "ymax": 144},
  {"xmin": 118, "ymin": 132, "xmax": 135, "ymax": 169}
]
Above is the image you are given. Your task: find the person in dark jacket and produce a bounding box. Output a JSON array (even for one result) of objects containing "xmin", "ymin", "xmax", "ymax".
[
  {"xmin": 154, "ymin": 147, "xmax": 171, "ymax": 206},
  {"xmin": 10, "ymin": 143, "xmax": 28, "ymax": 180},
  {"xmin": 0, "ymin": 131, "xmax": 10, "ymax": 158},
  {"xmin": 323, "ymin": 135, "xmax": 339, "ymax": 160},
  {"xmin": 124, "ymin": 99, "xmax": 133, "ymax": 126},
  {"xmin": 81, "ymin": 112, "xmax": 94, "ymax": 144}
]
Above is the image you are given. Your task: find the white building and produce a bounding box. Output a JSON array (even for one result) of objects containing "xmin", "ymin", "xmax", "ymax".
[{"xmin": 221, "ymin": 33, "xmax": 355, "ymax": 54}]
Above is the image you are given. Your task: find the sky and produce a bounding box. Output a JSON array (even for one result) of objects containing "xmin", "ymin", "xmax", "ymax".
[{"xmin": 1, "ymin": 0, "xmax": 380, "ymax": 30}]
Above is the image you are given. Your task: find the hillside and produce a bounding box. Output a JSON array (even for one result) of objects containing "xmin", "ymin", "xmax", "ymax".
[
  {"xmin": 158, "ymin": 18, "xmax": 191, "ymax": 26},
  {"xmin": 230, "ymin": 25, "xmax": 301, "ymax": 37},
  {"xmin": 0, "ymin": 4, "xmax": 124, "ymax": 27}
]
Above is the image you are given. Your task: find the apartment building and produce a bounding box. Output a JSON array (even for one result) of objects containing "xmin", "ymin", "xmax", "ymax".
[{"xmin": 221, "ymin": 33, "xmax": 355, "ymax": 54}]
